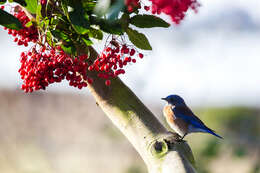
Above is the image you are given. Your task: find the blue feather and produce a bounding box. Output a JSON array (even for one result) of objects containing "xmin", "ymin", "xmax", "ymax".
[
  {"xmin": 175, "ymin": 114, "xmax": 205, "ymax": 128},
  {"xmin": 172, "ymin": 108, "xmax": 223, "ymax": 139},
  {"xmin": 205, "ymin": 128, "xmax": 223, "ymax": 139}
]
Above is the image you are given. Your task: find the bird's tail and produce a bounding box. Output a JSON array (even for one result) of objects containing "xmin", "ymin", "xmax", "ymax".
[{"xmin": 205, "ymin": 128, "xmax": 223, "ymax": 139}]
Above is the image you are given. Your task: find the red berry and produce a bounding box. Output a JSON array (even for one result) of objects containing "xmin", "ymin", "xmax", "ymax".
[
  {"xmin": 41, "ymin": 0, "xmax": 47, "ymax": 5},
  {"xmin": 138, "ymin": 53, "xmax": 144, "ymax": 59},
  {"xmin": 130, "ymin": 49, "xmax": 135, "ymax": 56},
  {"xmin": 5, "ymin": 8, "xmax": 38, "ymax": 47},
  {"xmin": 105, "ymin": 80, "xmax": 111, "ymax": 86},
  {"xmin": 87, "ymin": 78, "xmax": 93, "ymax": 84},
  {"xmin": 144, "ymin": 6, "xmax": 150, "ymax": 11},
  {"xmin": 124, "ymin": 57, "xmax": 131, "ymax": 62}
]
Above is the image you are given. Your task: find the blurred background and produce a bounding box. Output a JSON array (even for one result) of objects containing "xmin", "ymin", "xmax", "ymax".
[{"xmin": 0, "ymin": 0, "xmax": 260, "ymax": 173}]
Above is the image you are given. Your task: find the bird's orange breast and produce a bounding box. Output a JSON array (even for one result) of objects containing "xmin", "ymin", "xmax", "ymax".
[
  {"xmin": 163, "ymin": 105, "xmax": 189, "ymax": 136},
  {"xmin": 163, "ymin": 105, "xmax": 175, "ymax": 123}
]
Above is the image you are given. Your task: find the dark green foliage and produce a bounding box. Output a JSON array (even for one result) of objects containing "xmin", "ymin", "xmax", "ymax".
[
  {"xmin": 126, "ymin": 28, "xmax": 152, "ymax": 50},
  {"xmin": 0, "ymin": 9, "xmax": 22, "ymax": 30},
  {"xmin": 61, "ymin": 43, "xmax": 76, "ymax": 55},
  {"xmin": 90, "ymin": 16, "xmax": 124, "ymax": 35},
  {"xmin": 68, "ymin": 1, "xmax": 90, "ymax": 35},
  {"xmin": 25, "ymin": 0, "xmax": 37, "ymax": 14},
  {"xmin": 0, "ymin": 0, "xmax": 172, "ymax": 57},
  {"xmin": 87, "ymin": 27, "xmax": 103, "ymax": 40},
  {"xmin": 51, "ymin": 29, "xmax": 71, "ymax": 42},
  {"xmin": 130, "ymin": 14, "xmax": 170, "ymax": 28}
]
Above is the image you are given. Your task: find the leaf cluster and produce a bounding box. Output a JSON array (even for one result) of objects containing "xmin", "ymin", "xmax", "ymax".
[{"xmin": 0, "ymin": 0, "xmax": 170, "ymax": 53}]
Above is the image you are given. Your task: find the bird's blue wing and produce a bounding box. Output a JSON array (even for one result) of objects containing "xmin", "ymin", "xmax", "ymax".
[
  {"xmin": 177, "ymin": 113, "xmax": 206, "ymax": 129},
  {"xmin": 172, "ymin": 106, "xmax": 223, "ymax": 139},
  {"xmin": 172, "ymin": 106, "xmax": 206, "ymax": 129}
]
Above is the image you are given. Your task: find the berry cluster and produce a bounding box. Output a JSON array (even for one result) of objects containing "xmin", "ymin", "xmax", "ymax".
[
  {"xmin": 19, "ymin": 46, "xmax": 90, "ymax": 92},
  {"xmin": 149, "ymin": 0, "xmax": 200, "ymax": 24},
  {"xmin": 4, "ymin": 6, "xmax": 38, "ymax": 47},
  {"xmin": 2, "ymin": 5, "xmax": 145, "ymax": 92},
  {"xmin": 88, "ymin": 39, "xmax": 144, "ymax": 86}
]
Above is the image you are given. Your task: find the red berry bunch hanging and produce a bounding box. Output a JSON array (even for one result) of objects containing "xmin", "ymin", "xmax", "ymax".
[
  {"xmin": 19, "ymin": 46, "xmax": 90, "ymax": 92},
  {"xmin": 88, "ymin": 38, "xmax": 144, "ymax": 86},
  {"xmin": 2, "ymin": 6, "xmax": 92, "ymax": 92},
  {"xmin": 4, "ymin": 6, "xmax": 38, "ymax": 47},
  {"xmin": 149, "ymin": 0, "xmax": 200, "ymax": 24},
  {"xmin": 1, "ymin": 4, "xmax": 146, "ymax": 91}
]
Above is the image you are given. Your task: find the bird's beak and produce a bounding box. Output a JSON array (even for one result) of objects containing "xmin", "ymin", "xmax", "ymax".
[{"xmin": 161, "ymin": 98, "xmax": 167, "ymax": 101}]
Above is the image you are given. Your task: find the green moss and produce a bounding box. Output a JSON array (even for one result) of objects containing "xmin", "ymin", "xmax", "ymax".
[{"xmin": 150, "ymin": 140, "xmax": 169, "ymax": 159}]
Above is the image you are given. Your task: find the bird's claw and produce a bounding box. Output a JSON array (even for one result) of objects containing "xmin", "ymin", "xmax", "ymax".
[
  {"xmin": 163, "ymin": 131, "xmax": 182, "ymax": 142},
  {"xmin": 165, "ymin": 131, "xmax": 187, "ymax": 143}
]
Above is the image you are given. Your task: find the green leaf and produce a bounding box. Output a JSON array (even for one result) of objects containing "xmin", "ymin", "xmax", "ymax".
[
  {"xmin": 120, "ymin": 13, "xmax": 130, "ymax": 29},
  {"xmin": 87, "ymin": 27, "xmax": 103, "ymax": 40},
  {"xmin": 36, "ymin": 3, "xmax": 42, "ymax": 23},
  {"xmin": 81, "ymin": 37, "xmax": 93, "ymax": 46},
  {"xmin": 46, "ymin": 30, "xmax": 54, "ymax": 46},
  {"xmin": 130, "ymin": 14, "xmax": 170, "ymax": 28},
  {"xmin": 51, "ymin": 29, "xmax": 70, "ymax": 42},
  {"xmin": 25, "ymin": 20, "xmax": 33, "ymax": 27},
  {"xmin": 100, "ymin": 20, "xmax": 123, "ymax": 35},
  {"xmin": 0, "ymin": 0, "xmax": 6, "ymax": 5},
  {"xmin": 82, "ymin": 0, "xmax": 96, "ymax": 12},
  {"xmin": 61, "ymin": 0, "xmax": 69, "ymax": 17},
  {"xmin": 61, "ymin": 43, "xmax": 76, "ymax": 55},
  {"xmin": 0, "ymin": 9, "xmax": 22, "ymax": 30},
  {"xmin": 91, "ymin": 16, "xmax": 123, "ymax": 35},
  {"xmin": 68, "ymin": 1, "xmax": 90, "ymax": 35},
  {"xmin": 126, "ymin": 28, "xmax": 152, "ymax": 50},
  {"xmin": 25, "ymin": 0, "xmax": 37, "ymax": 14}
]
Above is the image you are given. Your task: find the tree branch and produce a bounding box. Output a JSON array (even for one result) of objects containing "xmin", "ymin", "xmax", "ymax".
[{"xmin": 86, "ymin": 47, "xmax": 197, "ymax": 173}]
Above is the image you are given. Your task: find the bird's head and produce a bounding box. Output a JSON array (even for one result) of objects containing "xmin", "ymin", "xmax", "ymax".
[{"xmin": 161, "ymin": 94, "xmax": 185, "ymax": 106}]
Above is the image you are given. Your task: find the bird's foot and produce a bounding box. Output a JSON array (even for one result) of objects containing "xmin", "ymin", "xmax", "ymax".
[
  {"xmin": 176, "ymin": 137, "xmax": 186, "ymax": 143},
  {"xmin": 177, "ymin": 133, "xmax": 187, "ymax": 142},
  {"xmin": 165, "ymin": 131, "xmax": 187, "ymax": 143},
  {"xmin": 164, "ymin": 131, "xmax": 185, "ymax": 143}
]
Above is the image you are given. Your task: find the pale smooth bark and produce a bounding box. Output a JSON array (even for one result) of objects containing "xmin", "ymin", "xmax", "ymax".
[{"xmin": 85, "ymin": 47, "xmax": 197, "ymax": 173}]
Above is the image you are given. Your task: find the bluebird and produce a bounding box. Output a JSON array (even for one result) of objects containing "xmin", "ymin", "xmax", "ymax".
[{"xmin": 162, "ymin": 95, "xmax": 223, "ymax": 140}]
